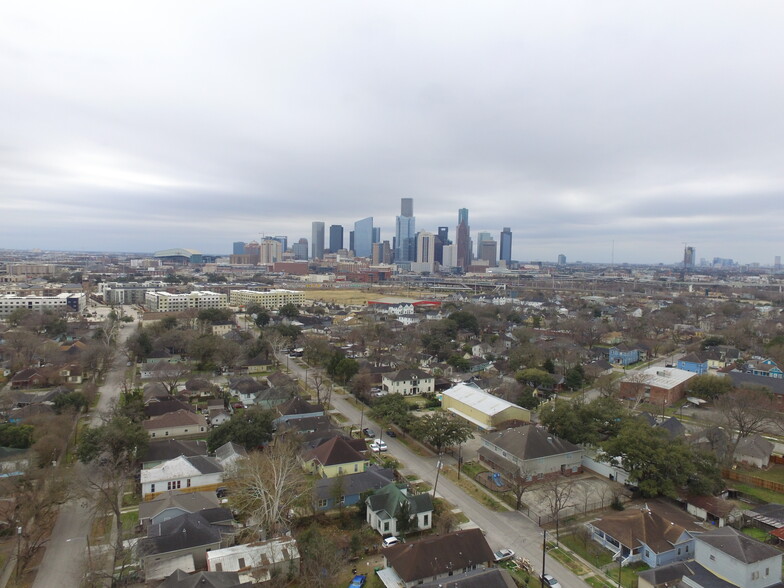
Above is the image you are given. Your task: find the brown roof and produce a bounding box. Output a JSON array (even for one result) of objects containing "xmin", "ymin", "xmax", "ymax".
[
  {"xmin": 143, "ymin": 409, "xmax": 207, "ymax": 431},
  {"xmin": 304, "ymin": 435, "xmax": 364, "ymax": 467},
  {"xmin": 384, "ymin": 528, "xmax": 494, "ymax": 582},
  {"xmin": 591, "ymin": 502, "xmax": 702, "ymax": 554},
  {"xmin": 686, "ymin": 494, "xmax": 737, "ymax": 518}
]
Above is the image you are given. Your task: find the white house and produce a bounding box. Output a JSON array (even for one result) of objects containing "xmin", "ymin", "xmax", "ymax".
[
  {"xmin": 366, "ymin": 483, "xmax": 433, "ymax": 537},
  {"xmin": 381, "ymin": 369, "xmax": 435, "ymax": 396},
  {"xmin": 141, "ymin": 455, "xmax": 224, "ymax": 500},
  {"xmin": 143, "ymin": 410, "xmax": 208, "ymax": 439},
  {"xmin": 206, "ymin": 537, "xmax": 300, "ymax": 582}
]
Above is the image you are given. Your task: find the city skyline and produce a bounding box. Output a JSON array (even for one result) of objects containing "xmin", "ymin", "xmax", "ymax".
[{"xmin": 2, "ymin": 2, "xmax": 784, "ymax": 264}]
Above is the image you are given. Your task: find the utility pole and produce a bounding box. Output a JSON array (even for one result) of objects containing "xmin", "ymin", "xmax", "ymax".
[
  {"xmin": 541, "ymin": 529, "xmax": 547, "ymax": 587},
  {"xmin": 432, "ymin": 454, "xmax": 443, "ymax": 498}
]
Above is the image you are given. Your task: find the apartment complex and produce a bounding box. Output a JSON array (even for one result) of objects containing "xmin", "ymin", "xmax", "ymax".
[
  {"xmin": 0, "ymin": 292, "xmax": 86, "ymax": 317},
  {"xmin": 145, "ymin": 291, "xmax": 227, "ymax": 312},
  {"xmin": 228, "ymin": 289, "xmax": 305, "ymax": 310}
]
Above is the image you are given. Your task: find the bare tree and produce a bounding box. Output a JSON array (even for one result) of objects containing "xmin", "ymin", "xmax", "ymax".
[
  {"xmin": 507, "ymin": 466, "xmax": 534, "ymax": 510},
  {"xmin": 714, "ymin": 388, "xmax": 780, "ymax": 465},
  {"xmin": 309, "ymin": 370, "xmax": 328, "ymax": 405},
  {"xmin": 620, "ymin": 371, "xmax": 651, "ymax": 411},
  {"xmin": 152, "ymin": 362, "xmax": 192, "ymax": 395},
  {"xmin": 227, "ymin": 440, "xmax": 307, "ymax": 539},
  {"xmin": 542, "ymin": 476, "xmax": 575, "ymax": 545}
]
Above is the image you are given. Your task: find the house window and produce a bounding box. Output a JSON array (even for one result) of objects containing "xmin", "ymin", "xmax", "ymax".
[
  {"xmin": 677, "ymin": 548, "xmax": 681, "ymax": 555},
  {"xmin": 187, "ymin": 479, "xmax": 191, "ymax": 488},
  {"xmin": 340, "ymin": 496, "xmax": 345, "ymax": 504},
  {"xmin": 317, "ymin": 499, "xmax": 328, "ymax": 508},
  {"xmin": 752, "ymin": 571, "xmax": 759, "ymax": 580},
  {"xmin": 709, "ymin": 555, "xmax": 715, "ymax": 561},
  {"xmin": 165, "ymin": 431, "xmax": 169, "ymax": 436},
  {"xmin": 766, "ymin": 568, "xmax": 770, "ymax": 576},
  {"xmin": 645, "ymin": 550, "xmax": 650, "ymax": 557},
  {"xmin": 238, "ymin": 558, "xmax": 246, "ymax": 569},
  {"xmin": 215, "ymin": 563, "xmax": 222, "ymax": 571},
  {"xmin": 354, "ymin": 464, "xmax": 358, "ymax": 472},
  {"xmin": 150, "ymin": 484, "xmax": 155, "ymax": 493},
  {"xmin": 152, "ymin": 433, "xmax": 156, "ymax": 437},
  {"xmin": 685, "ymin": 545, "xmax": 689, "ymax": 552},
  {"xmin": 384, "ymin": 522, "xmax": 389, "ymax": 532},
  {"xmin": 423, "ymin": 514, "xmax": 429, "ymax": 526}
]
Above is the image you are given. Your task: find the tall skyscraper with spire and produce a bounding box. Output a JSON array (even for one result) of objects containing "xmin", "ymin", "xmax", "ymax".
[
  {"xmin": 456, "ymin": 208, "xmax": 471, "ymax": 269},
  {"xmin": 395, "ymin": 197, "xmax": 416, "ymax": 263}
]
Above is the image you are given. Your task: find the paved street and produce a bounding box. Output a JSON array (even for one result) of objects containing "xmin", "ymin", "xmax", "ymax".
[
  {"xmin": 282, "ymin": 354, "xmax": 586, "ymax": 588},
  {"xmin": 33, "ymin": 308, "xmax": 135, "ymax": 588}
]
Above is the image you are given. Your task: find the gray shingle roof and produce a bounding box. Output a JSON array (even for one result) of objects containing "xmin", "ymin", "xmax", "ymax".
[
  {"xmin": 483, "ymin": 425, "xmax": 580, "ymax": 460},
  {"xmin": 697, "ymin": 526, "xmax": 781, "ymax": 563}
]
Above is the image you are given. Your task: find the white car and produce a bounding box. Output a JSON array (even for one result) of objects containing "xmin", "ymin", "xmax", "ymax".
[
  {"xmin": 382, "ymin": 536, "xmax": 400, "ymax": 548},
  {"xmin": 493, "ymin": 548, "xmax": 515, "ymax": 562},
  {"xmin": 542, "ymin": 574, "xmax": 561, "ymax": 588},
  {"xmin": 370, "ymin": 440, "xmax": 388, "ymax": 453}
]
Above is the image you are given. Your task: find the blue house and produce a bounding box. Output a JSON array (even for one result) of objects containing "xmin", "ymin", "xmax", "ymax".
[
  {"xmin": 677, "ymin": 352, "xmax": 709, "ymax": 374},
  {"xmin": 748, "ymin": 358, "xmax": 784, "ymax": 379},
  {"xmin": 313, "ymin": 465, "xmax": 395, "ymax": 511},
  {"xmin": 608, "ymin": 344, "xmax": 640, "ymax": 367},
  {"xmin": 588, "ymin": 503, "xmax": 702, "ymax": 569}
]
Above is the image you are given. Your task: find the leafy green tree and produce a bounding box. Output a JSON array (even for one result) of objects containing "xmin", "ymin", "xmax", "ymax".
[
  {"xmin": 326, "ymin": 355, "xmax": 358, "ymax": 385},
  {"xmin": 515, "ymin": 368, "xmax": 556, "ymax": 389},
  {"xmin": 278, "ymin": 303, "xmax": 300, "ymax": 319},
  {"xmin": 53, "ymin": 391, "xmax": 88, "ymax": 414},
  {"xmin": 207, "ymin": 407, "xmax": 275, "ymax": 451},
  {"xmin": 602, "ymin": 419, "xmax": 720, "ymax": 497},
  {"xmin": 77, "ymin": 414, "xmax": 148, "ymax": 555},
  {"xmin": 448, "ymin": 311, "xmax": 479, "ymax": 334},
  {"xmin": 413, "ymin": 412, "xmax": 474, "ymax": 454},
  {"xmin": 370, "ymin": 394, "xmax": 413, "ymax": 430},
  {"xmin": 396, "ymin": 498, "xmax": 415, "ymax": 536},
  {"xmin": 254, "ymin": 309, "xmax": 270, "ymax": 327},
  {"xmin": 564, "ymin": 365, "xmax": 585, "ymax": 390},
  {"xmin": 197, "ymin": 308, "xmax": 233, "ymax": 324},
  {"xmin": 539, "ymin": 396, "xmax": 627, "ymax": 445},
  {"xmin": 688, "ymin": 374, "xmax": 733, "ymax": 400},
  {"xmin": 542, "ymin": 358, "xmax": 556, "ymax": 374},
  {"xmin": 0, "ymin": 424, "xmax": 35, "ymax": 448},
  {"xmin": 447, "ymin": 355, "xmax": 471, "ymax": 372}
]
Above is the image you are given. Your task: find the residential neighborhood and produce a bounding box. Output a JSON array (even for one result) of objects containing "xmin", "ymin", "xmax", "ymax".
[{"xmin": 4, "ymin": 253, "xmax": 784, "ymax": 588}]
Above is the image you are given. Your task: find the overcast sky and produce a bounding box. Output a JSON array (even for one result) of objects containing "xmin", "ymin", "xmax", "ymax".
[{"xmin": 2, "ymin": 1, "xmax": 784, "ymax": 265}]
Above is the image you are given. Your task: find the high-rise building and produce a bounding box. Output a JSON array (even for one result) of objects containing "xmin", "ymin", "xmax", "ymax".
[
  {"xmin": 776, "ymin": 256, "xmax": 782, "ymax": 270},
  {"xmin": 259, "ymin": 239, "xmax": 283, "ymax": 264},
  {"xmin": 233, "ymin": 241, "xmax": 246, "ymax": 255},
  {"xmin": 557, "ymin": 254, "xmax": 566, "ymax": 266},
  {"xmin": 417, "ymin": 232, "xmax": 436, "ymax": 263},
  {"xmin": 435, "ymin": 227, "xmax": 450, "ymax": 264},
  {"xmin": 354, "ymin": 217, "xmax": 374, "ymax": 258},
  {"xmin": 442, "ymin": 244, "xmax": 457, "ymax": 269},
  {"xmin": 500, "ymin": 227, "xmax": 512, "ymax": 264},
  {"xmin": 329, "ymin": 225, "xmax": 344, "ymax": 253},
  {"xmin": 372, "ymin": 227, "xmax": 381, "ymax": 245},
  {"xmin": 395, "ymin": 198, "xmax": 416, "ymax": 263},
  {"xmin": 272, "ymin": 236, "xmax": 288, "ymax": 252},
  {"xmin": 456, "ymin": 208, "xmax": 471, "ymax": 269},
  {"xmin": 479, "ymin": 239, "xmax": 497, "ymax": 267},
  {"xmin": 372, "ymin": 241, "xmax": 392, "ymax": 265},
  {"xmin": 349, "ymin": 231, "xmax": 355, "ymax": 254},
  {"xmin": 684, "ymin": 246, "xmax": 696, "ymax": 268},
  {"xmin": 292, "ymin": 238, "xmax": 309, "ymax": 260},
  {"xmin": 311, "ymin": 222, "xmax": 325, "ymax": 260}
]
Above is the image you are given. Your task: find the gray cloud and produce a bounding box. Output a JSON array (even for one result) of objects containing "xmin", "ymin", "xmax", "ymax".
[{"xmin": 2, "ymin": 1, "xmax": 784, "ymax": 264}]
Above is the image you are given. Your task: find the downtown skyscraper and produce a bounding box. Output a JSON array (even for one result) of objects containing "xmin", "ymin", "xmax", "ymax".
[
  {"xmin": 456, "ymin": 208, "xmax": 471, "ymax": 269},
  {"xmin": 500, "ymin": 227, "xmax": 512, "ymax": 264},
  {"xmin": 311, "ymin": 221, "xmax": 325, "ymax": 260},
  {"xmin": 395, "ymin": 197, "xmax": 416, "ymax": 263}
]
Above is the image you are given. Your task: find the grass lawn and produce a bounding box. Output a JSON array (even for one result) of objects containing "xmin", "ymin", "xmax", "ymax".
[
  {"xmin": 739, "ymin": 465, "xmax": 784, "ymax": 485},
  {"xmin": 585, "ymin": 576, "xmax": 617, "ymax": 588},
  {"xmin": 121, "ymin": 492, "xmax": 141, "ymax": 508},
  {"xmin": 121, "ymin": 511, "xmax": 139, "ymax": 537},
  {"xmin": 460, "ymin": 460, "xmax": 489, "ymax": 479},
  {"xmin": 726, "ymin": 480, "xmax": 784, "ymax": 504},
  {"xmin": 560, "ymin": 532, "xmax": 614, "ymax": 568},
  {"xmin": 548, "ymin": 547, "xmax": 591, "ymax": 576},
  {"xmin": 742, "ymin": 527, "xmax": 770, "ymax": 542},
  {"xmin": 439, "ymin": 466, "xmax": 506, "ymax": 512}
]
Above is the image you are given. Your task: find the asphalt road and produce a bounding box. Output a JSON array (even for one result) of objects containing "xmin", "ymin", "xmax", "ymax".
[
  {"xmin": 33, "ymin": 309, "xmax": 135, "ymax": 588},
  {"xmin": 283, "ymin": 355, "xmax": 585, "ymax": 588}
]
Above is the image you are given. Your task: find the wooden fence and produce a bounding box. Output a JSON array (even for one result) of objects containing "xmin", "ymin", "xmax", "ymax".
[{"xmin": 723, "ymin": 469, "xmax": 784, "ymax": 493}]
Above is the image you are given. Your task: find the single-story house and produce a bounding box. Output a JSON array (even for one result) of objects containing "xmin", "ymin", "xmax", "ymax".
[
  {"xmin": 143, "ymin": 410, "xmax": 208, "ymax": 439},
  {"xmin": 206, "ymin": 537, "xmax": 300, "ymax": 583},
  {"xmin": 138, "ymin": 490, "xmax": 221, "ymax": 530},
  {"xmin": 141, "ymin": 455, "xmax": 224, "ymax": 500},
  {"xmin": 313, "ymin": 465, "xmax": 395, "ymax": 511},
  {"xmin": 588, "ymin": 502, "xmax": 703, "ymax": 568}
]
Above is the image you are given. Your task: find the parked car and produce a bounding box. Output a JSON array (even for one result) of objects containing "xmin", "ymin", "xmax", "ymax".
[
  {"xmin": 493, "ymin": 548, "xmax": 515, "ymax": 562},
  {"xmin": 363, "ymin": 427, "xmax": 375, "ymax": 438},
  {"xmin": 348, "ymin": 574, "xmax": 367, "ymax": 588},
  {"xmin": 370, "ymin": 440, "xmax": 388, "ymax": 453},
  {"xmin": 385, "ymin": 429, "xmax": 397, "ymax": 438},
  {"xmin": 542, "ymin": 574, "xmax": 561, "ymax": 588},
  {"xmin": 382, "ymin": 536, "xmax": 400, "ymax": 548}
]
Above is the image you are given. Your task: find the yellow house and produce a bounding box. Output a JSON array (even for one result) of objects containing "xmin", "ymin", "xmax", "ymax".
[
  {"xmin": 302, "ymin": 436, "xmax": 369, "ymax": 478},
  {"xmin": 442, "ymin": 382, "xmax": 530, "ymax": 431}
]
